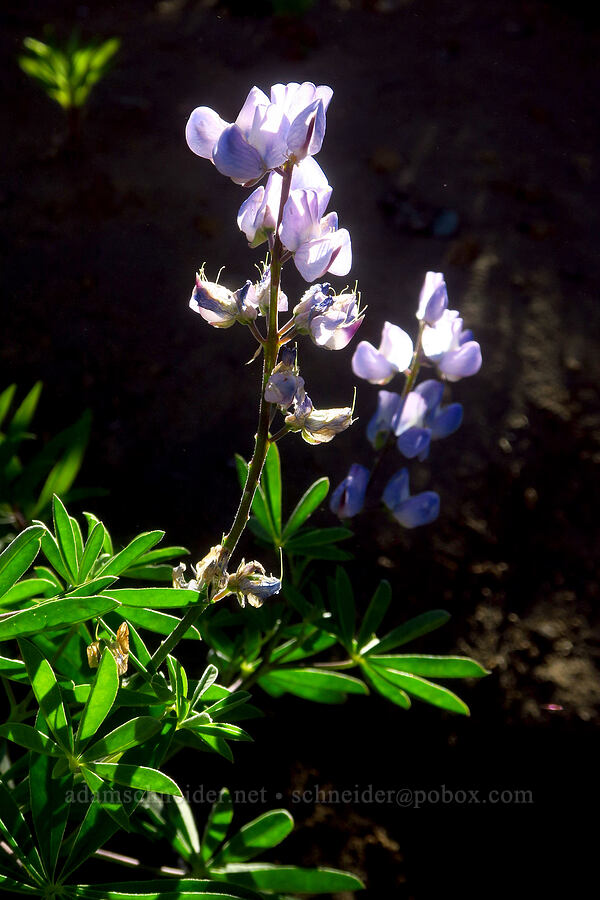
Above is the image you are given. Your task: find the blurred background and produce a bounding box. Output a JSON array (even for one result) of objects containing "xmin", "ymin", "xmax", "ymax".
[{"xmin": 1, "ymin": 0, "xmax": 599, "ymax": 894}]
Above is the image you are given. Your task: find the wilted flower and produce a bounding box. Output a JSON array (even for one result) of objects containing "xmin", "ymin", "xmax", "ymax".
[
  {"xmin": 352, "ymin": 322, "xmax": 414, "ymax": 385},
  {"xmin": 382, "ymin": 469, "xmax": 440, "ymax": 529},
  {"xmin": 247, "ymin": 264, "xmax": 288, "ymax": 315},
  {"xmin": 293, "ymin": 283, "xmax": 364, "ymax": 350},
  {"xmin": 227, "ymin": 559, "xmax": 281, "ymax": 608},
  {"xmin": 416, "ymin": 271, "xmax": 448, "ymax": 326},
  {"xmin": 366, "ymin": 390, "xmax": 403, "ymax": 449},
  {"xmin": 280, "ymin": 187, "xmax": 351, "ymax": 282},
  {"xmin": 285, "ymin": 390, "xmax": 353, "ymax": 444},
  {"xmin": 330, "ymin": 463, "xmax": 370, "ymax": 518},
  {"xmin": 422, "ymin": 309, "xmax": 482, "ymax": 381},
  {"xmin": 186, "ymin": 82, "xmax": 333, "ymax": 186},
  {"xmin": 238, "ymin": 157, "xmax": 328, "ymax": 248}
]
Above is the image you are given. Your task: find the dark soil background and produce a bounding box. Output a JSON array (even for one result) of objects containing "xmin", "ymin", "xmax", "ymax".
[{"xmin": 1, "ymin": 0, "xmax": 599, "ymax": 896}]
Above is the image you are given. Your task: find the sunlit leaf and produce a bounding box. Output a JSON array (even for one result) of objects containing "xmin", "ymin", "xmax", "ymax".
[
  {"xmin": 210, "ymin": 810, "xmax": 293, "ymax": 867},
  {"xmin": 76, "ymin": 650, "xmax": 119, "ymax": 746},
  {"xmin": 0, "ymin": 525, "xmax": 44, "ymax": 598},
  {"xmin": 281, "ymin": 477, "xmax": 329, "ymax": 541}
]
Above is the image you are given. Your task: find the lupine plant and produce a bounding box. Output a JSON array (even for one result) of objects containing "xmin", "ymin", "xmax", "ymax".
[
  {"xmin": 330, "ymin": 271, "xmax": 482, "ymax": 525},
  {"xmin": 0, "ymin": 82, "xmax": 488, "ymax": 898}
]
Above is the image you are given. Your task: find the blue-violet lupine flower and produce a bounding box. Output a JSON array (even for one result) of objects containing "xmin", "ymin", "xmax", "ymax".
[
  {"xmin": 292, "ymin": 283, "xmax": 364, "ymax": 350},
  {"xmin": 265, "ymin": 355, "xmax": 305, "ymax": 408},
  {"xmin": 382, "ymin": 469, "xmax": 440, "ymax": 529},
  {"xmin": 228, "ymin": 559, "xmax": 281, "ymax": 608},
  {"xmin": 238, "ymin": 157, "xmax": 329, "ymax": 248},
  {"xmin": 416, "ymin": 271, "xmax": 448, "ymax": 326},
  {"xmin": 366, "ymin": 390, "xmax": 403, "ymax": 449},
  {"xmin": 330, "ymin": 463, "xmax": 370, "ymax": 518},
  {"xmin": 279, "ymin": 186, "xmax": 351, "ymax": 282},
  {"xmin": 186, "ymin": 82, "xmax": 333, "ymax": 186},
  {"xmin": 285, "ymin": 390, "xmax": 353, "ymax": 444},
  {"xmin": 394, "ymin": 380, "xmax": 463, "ymax": 460},
  {"xmin": 422, "ymin": 309, "xmax": 482, "ymax": 381},
  {"xmin": 352, "ymin": 322, "xmax": 413, "ymax": 384}
]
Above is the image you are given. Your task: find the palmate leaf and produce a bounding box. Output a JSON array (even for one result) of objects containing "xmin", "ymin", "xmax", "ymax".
[
  {"xmin": 211, "ymin": 863, "xmax": 364, "ymax": 894},
  {"xmin": 368, "ymin": 654, "xmax": 489, "ymax": 679},
  {"xmin": 0, "ymin": 576, "xmax": 57, "ymax": 607},
  {"xmin": 0, "ymin": 525, "xmax": 44, "ymax": 598},
  {"xmin": 87, "ymin": 762, "xmax": 182, "ymax": 796},
  {"xmin": 65, "ymin": 879, "xmax": 262, "ymax": 899},
  {"xmin": 105, "ymin": 587, "xmax": 200, "ymax": 609},
  {"xmin": 371, "ymin": 609, "xmax": 451, "ymax": 654},
  {"xmin": 356, "ymin": 579, "xmax": 392, "ymax": 651},
  {"xmin": 76, "ymin": 649, "xmax": 119, "ymax": 746},
  {"xmin": 0, "ymin": 777, "xmax": 44, "ymax": 882},
  {"xmin": 29, "ymin": 730, "xmax": 73, "ymax": 881},
  {"xmin": 368, "ymin": 662, "xmax": 470, "ymax": 715},
  {"xmin": 82, "ymin": 717, "xmax": 162, "ymax": 761},
  {"xmin": 259, "ymin": 668, "xmax": 368, "ymax": 704},
  {"xmin": 18, "ymin": 639, "xmax": 73, "ymax": 751},
  {"xmin": 53, "ymin": 494, "xmax": 79, "ymax": 581},
  {"xmin": 0, "ymin": 722, "xmax": 61, "ymax": 756},
  {"xmin": 210, "ymin": 810, "xmax": 293, "ymax": 867},
  {"xmin": 330, "ymin": 566, "xmax": 355, "ymax": 650},
  {"xmin": 99, "ymin": 530, "xmax": 165, "ymax": 577},
  {"xmin": 201, "ymin": 788, "xmax": 233, "ymax": 863},
  {"xmin": 281, "ymin": 476, "xmax": 329, "ymax": 541},
  {"xmin": 235, "ymin": 455, "xmax": 277, "ymax": 542},
  {"xmin": 261, "ymin": 441, "xmax": 282, "ymax": 536},
  {"xmin": 361, "ymin": 661, "xmax": 411, "ymax": 709},
  {"xmin": 77, "ymin": 521, "xmax": 105, "ymax": 582},
  {"xmin": 0, "ymin": 594, "xmax": 119, "ymax": 640}
]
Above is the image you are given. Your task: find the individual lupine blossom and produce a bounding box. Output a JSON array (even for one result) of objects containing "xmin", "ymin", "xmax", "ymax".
[
  {"xmin": 284, "ymin": 389, "xmax": 353, "ymax": 445},
  {"xmin": 279, "ymin": 181, "xmax": 352, "ymax": 282},
  {"xmin": 330, "ymin": 463, "xmax": 370, "ymax": 519},
  {"xmin": 353, "ymin": 272, "xmax": 481, "ymax": 383},
  {"xmin": 186, "ymin": 82, "xmax": 333, "ymax": 186},
  {"xmin": 264, "ymin": 346, "xmax": 304, "ymax": 408},
  {"xmin": 238, "ymin": 156, "xmax": 328, "ymax": 248},
  {"xmin": 394, "ymin": 380, "xmax": 463, "ymax": 461},
  {"xmin": 292, "ymin": 282, "xmax": 364, "ymax": 350},
  {"xmin": 190, "ymin": 268, "xmax": 287, "ymax": 328},
  {"xmin": 382, "ymin": 468, "xmax": 440, "ymax": 529},
  {"xmin": 352, "ymin": 322, "xmax": 414, "ymax": 385},
  {"xmin": 421, "ymin": 308, "xmax": 482, "ymax": 381},
  {"xmin": 172, "ymin": 544, "xmax": 227, "ymax": 594},
  {"xmin": 226, "ymin": 559, "xmax": 281, "ymax": 608}
]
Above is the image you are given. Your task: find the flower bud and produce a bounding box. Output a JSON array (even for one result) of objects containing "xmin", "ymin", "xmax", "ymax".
[{"xmin": 416, "ymin": 272, "xmax": 448, "ymax": 326}]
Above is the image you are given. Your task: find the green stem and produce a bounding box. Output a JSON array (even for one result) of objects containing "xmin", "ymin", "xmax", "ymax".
[
  {"xmin": 147, "ymin": 163, "xmax": 295, "ymax": 675},
  {"xmin": 219, "ymin": 162, "xmax": 294, "ymax": 569}
]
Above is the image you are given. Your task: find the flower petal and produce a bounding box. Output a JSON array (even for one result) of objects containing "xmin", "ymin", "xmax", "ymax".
[
  {"xmin": 379, "ymin": 322, "xmax": 414, "ymax": 371},
  {"xmin": 440, "ymin": 341, "xmax": 482, "ymax": 381},
  {"xmin": 352, "ymin": 341, "xmax": 398, "ymax": 384},
  {"xmin": 382, "ymin": 468, "xmax": 410, "ymax": 509},
  {"xmin": 213, "ymin": 123, "xmax": 265, "ymax": 183},
  {"xmin": 393, "ymin": 492, "xmax": 440, "ymax": 528},
  {"xmin": 330, "ymin": 464, "xmax": 370, "ymax": 519},
  {"xmin": 396, "ymin": 427, "xmax": 431, "ymax": 460},
  {"xmin": 429, "ymin": 402, "xmax": 463, "ymax": 439},
  {"xmin": 185, "ymin": 106, "xmax": 229, "ymax": 159}
]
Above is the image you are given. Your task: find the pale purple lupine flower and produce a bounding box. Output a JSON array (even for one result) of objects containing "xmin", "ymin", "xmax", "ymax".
[
  {"xmin": 352, "ymin": 322, "xmax": 414, "ymax": 385},
  {"xmin": 186, "ymin": 82, "xmax": 332, "ymax": 186},
  {"xmin": 279, "ymin": 187, "xmax": 351, "ymax": 282},
  {"xmin": 416, "ymin": 271, "xmax": 448, "ymax": 326},
  {"xmin": 284, "ymin": 390, "xmax": 353, "ymax": 444},
  {"xmin": 238, "ymin": 157, "xmax": 329, "ymax": 248},
  {"xmin": 330, "ymin": 463, "xmax": 370, "ymax": 518},
  {"xmin": 366, "ymin": 390, "xmax": 403, "ymax": 449},
  {"xmin": 245, "ymin": 265, "xmax": 288, "ymax": 316},
  {"xmin": 382, "ymin": 468, "xmax": 440, "ymax": 529},
  {"xmin": 292, "ymin": 283, "xmax": 364, "ymax": 350},
  {"xmin": 422, "ymin": 309, "xmax": 482, "ymax": 381}
]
